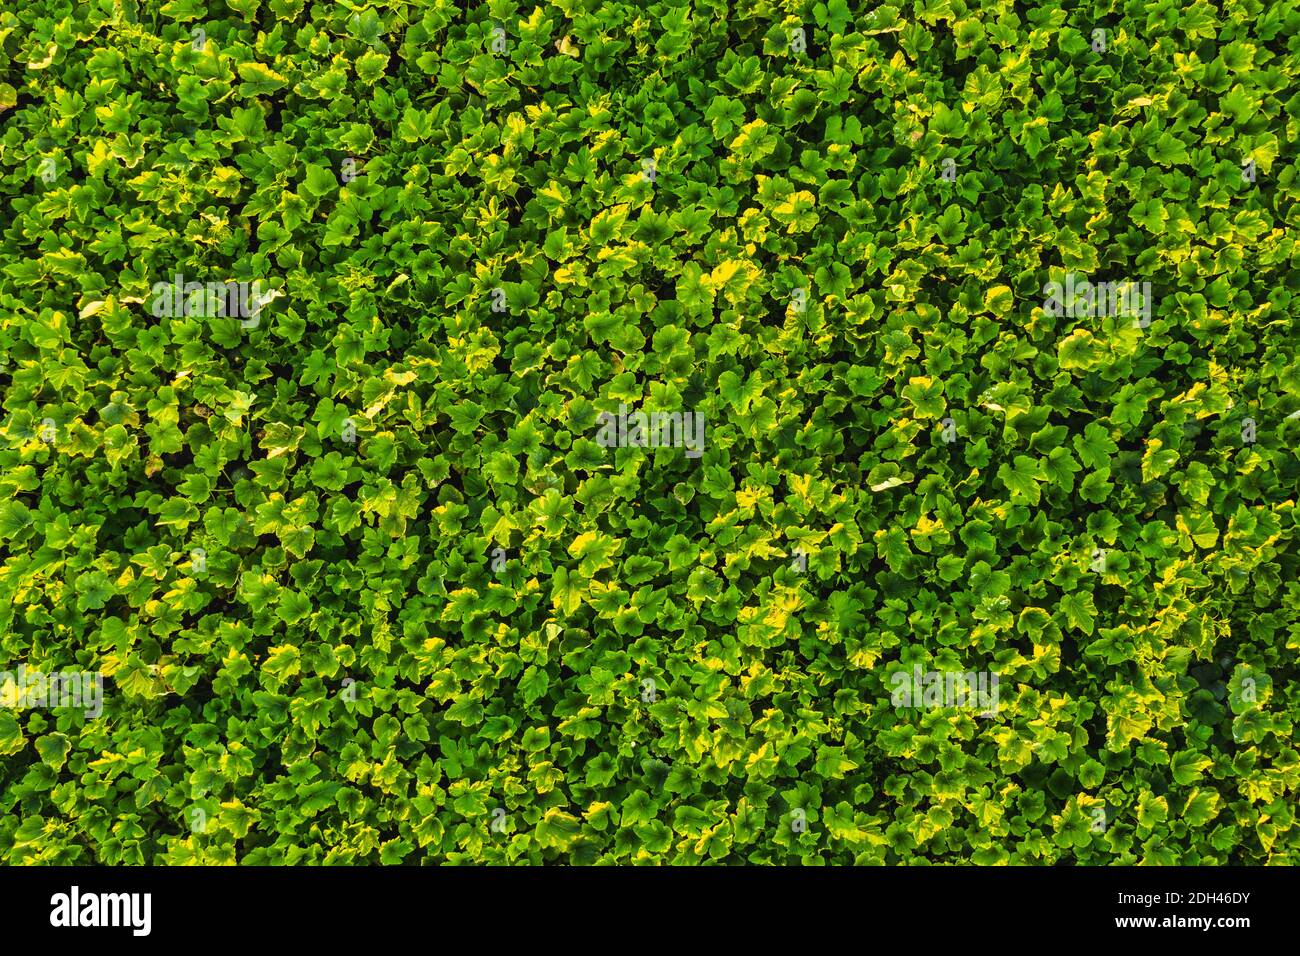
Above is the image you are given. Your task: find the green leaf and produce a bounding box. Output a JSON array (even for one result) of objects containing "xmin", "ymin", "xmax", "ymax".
[
  {"xmin": 0, "ymin": 500, "xmax": 34, "ymax": 540},
  {"xmin": 1170, "ymin": 751, "xmax": 1211, "ymax": 786},
  {"xmin": 997, "ymin": 455, "xmax": 1046, "ymax": 504},
  {"xmin": 0, "ymin": 711, "xmax": 24, "ymax": 756},
  {"xmin": 901, "ymin": 376, "xmax": 945, "ymax": 418},
  {"xmin": 1059, "ymin": 592, "xmax": 1096, "ymax": 635},
  {"xmin": 1073, "ymin": 423, "xmax": 1118, "ymax": 470},
  {"xmin": 519, "ymin": 665, "xmax": 549, "ymax": 706},
  {"xmin": 302, "ymin": 163, "xmax": 337, "ymax": 198}
]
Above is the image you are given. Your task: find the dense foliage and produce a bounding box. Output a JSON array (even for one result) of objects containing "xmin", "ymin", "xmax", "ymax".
[{"xmin": 2, "ymin": 0, "xmax": 1299, "ymax": 865}]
